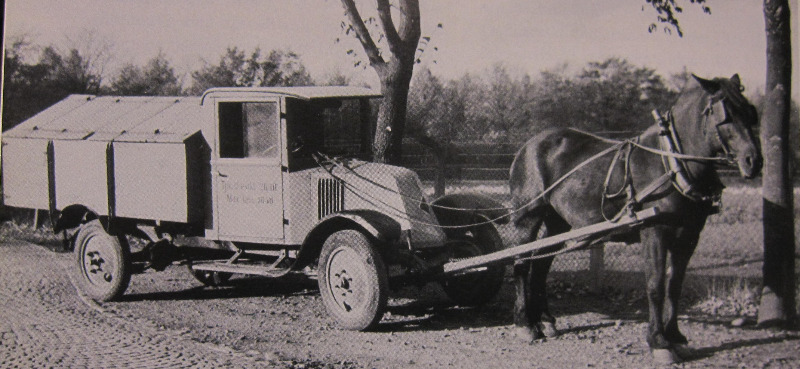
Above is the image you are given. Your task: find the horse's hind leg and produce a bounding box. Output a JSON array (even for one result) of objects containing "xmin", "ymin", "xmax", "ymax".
[
  {"xmin": 512, "ymin": 215, "xmax": 544, "ymax": 341},
  {"xmin": 532, "ymin": 215, "xmax": 571, "ymax": 336},
  {"xmin": 513, "ymin": 214, "xmax": 565, "ymax": 342}
]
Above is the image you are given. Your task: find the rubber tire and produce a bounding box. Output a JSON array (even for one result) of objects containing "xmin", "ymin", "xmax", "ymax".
[
  {"xmin": 73, "ymin": 220, "xmax": 131, "ymax": 302},
  {"xmin": 318, "ymin": 230, "xmax": 388, "ymax": 331},
  {"xmin": 440, "ymin": 225, "xmax": 505, "ymax": 306},
  {"xmin": 188, "ymin": 264, "xmax": 233, "ymax": 287}
]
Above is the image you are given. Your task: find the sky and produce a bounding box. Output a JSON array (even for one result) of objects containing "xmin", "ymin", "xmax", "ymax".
[{"xmin": 3, "ymin": 0, "xmax": 799, "ymax": 98}]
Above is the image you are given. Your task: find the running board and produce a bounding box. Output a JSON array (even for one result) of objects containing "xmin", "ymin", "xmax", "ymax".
[
  {"xmin": 190, "ymin": 261, "xmax": 294, "ymax": 278},
  {"xmin": 441, "ymin": 207, "xmax": 660, "ymax": 276}
]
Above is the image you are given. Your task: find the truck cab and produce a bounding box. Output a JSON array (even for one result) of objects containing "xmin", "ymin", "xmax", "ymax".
[{"xmin": 200, "ymin": 87, "xmax": 446, "ymax": 252}]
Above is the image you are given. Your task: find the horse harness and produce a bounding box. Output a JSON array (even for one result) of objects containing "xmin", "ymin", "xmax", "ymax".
[{"xmin": 600, "ymin": 101, "xmax": 734, "ymax": 221}]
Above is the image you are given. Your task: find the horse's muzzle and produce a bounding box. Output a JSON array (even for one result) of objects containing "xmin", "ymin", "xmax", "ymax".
[{"xmin": 737, "ymin": 151, "xmax": 762, "ymax": 179}]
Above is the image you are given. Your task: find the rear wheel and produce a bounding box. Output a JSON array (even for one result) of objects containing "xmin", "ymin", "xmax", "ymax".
[
  {"xmin": 318, "ymin": 230, "xmax": 388, "ymax": 331},
  {"xmin": 440, "ymin": 225, "xmax": 505, "ymax": 306},
  {"xmin": 73, "ymin": 220, "xmax": 131, "ymax": 302}
]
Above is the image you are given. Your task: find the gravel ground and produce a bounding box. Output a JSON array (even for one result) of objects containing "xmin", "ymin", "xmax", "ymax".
[{"xmin": 1, "ymin": 237, "xmax": 798, "ymax": 368}]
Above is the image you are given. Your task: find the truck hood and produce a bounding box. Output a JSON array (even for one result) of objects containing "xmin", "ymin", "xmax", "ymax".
[{"xmin": 329, "ymin": 160, "xmax": 446, "ymax": 249}]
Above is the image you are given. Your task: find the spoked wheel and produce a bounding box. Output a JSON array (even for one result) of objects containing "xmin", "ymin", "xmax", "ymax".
[
  {"xmin": 318, "ymin": 230, "xmax": 388, "ymax": 331},
  {"xmin": 440, "ymin": 225, "xmax": 505, "ymax": 306},
  {"xmin": 73, "ymin": 220, "xmax": 131, "ymax": 302},
  {"xmin": 187, "ymin": 263, "xmax": 233, "ymax": 287}
]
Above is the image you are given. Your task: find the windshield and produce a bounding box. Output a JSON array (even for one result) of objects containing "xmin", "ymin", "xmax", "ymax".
[{"xmin": 286, "ymin": 98, "xmax": 375, "ymax": 170}]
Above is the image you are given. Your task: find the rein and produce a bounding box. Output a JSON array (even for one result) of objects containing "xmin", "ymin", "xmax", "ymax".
[
  {"xmin": 314, "ymin": 145, "xmax": 623, "ymax": 229},
  {"xmin": 315, "ymin": 99, "xmax": 734, "ymax": 230}
]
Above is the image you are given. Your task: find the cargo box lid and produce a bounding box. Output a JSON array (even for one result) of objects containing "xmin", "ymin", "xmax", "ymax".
[{"xmin": 4, "ymin": 95, "xmax": 203, "ymax": 143}]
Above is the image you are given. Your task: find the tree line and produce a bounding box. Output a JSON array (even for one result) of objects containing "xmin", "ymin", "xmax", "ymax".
[
  {"xmin": 405, "ymin": 60, "xmax": 798, "ymax": 185},
  {"xmin": 3, "ymin": 37, "xmax": 797, "ymax": 171},
  {"xmin": 2, "ymin": 37, "xmax": 318, "ymax": 131}
]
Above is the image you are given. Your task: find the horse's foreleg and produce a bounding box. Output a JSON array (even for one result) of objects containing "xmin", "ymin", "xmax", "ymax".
[
  {"xmin": 641, "ymin": 225, "xmax": 672, "ymax": 350},
  {"xmin": 663, "ymin": 226, "xmax": 701, "ymax": 346}
]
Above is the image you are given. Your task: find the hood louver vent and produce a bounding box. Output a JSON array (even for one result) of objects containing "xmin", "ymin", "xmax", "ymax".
[{"xmin": 318, "ymin": 178, "xmax": 344, "ymax": 219}]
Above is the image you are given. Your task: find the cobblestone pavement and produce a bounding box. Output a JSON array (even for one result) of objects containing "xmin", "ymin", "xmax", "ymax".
[{"xmin": 0, "ymin": 239, "xmax": 265, "ymax": 368}]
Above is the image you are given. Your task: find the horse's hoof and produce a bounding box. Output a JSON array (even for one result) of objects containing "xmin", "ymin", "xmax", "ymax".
[
  {"xmin": 512, "ymin": 326, "xmax": 541, "ymax": 343},
  {"xmin": 652, "ymin": 348, "xmax": 682, "ymax": 365},
  {"xmin": 539, "ymin": 321, "xmax": 560, "ymax": 338},
  {"xmin": 672, "ymin": 344, "xmax": 694, "ymax": 360}
]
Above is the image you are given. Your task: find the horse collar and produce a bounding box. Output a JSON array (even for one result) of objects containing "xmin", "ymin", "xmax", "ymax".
[{"xmin": 656, "ymin": 111, "xmax": 722, "ymax": 204}]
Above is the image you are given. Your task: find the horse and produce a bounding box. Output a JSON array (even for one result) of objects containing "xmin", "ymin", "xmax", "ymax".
[{"xmin": 508, "ymin": 74, "xmax": 761, "ymax": 364}]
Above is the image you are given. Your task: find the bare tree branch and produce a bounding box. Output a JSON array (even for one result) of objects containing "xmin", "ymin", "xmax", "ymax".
[
  {"xmin": 376, "ymin": 0, "xmax": 402, "ymax": 52},
  {"xmin": 341, "ymin": 0, "xmax": 384, "ymax": 66}
]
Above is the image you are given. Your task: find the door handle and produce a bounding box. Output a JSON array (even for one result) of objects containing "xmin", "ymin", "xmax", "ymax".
[{"xmin": 218, "ymin": 172, "xmax": 228, "ymax": 178}]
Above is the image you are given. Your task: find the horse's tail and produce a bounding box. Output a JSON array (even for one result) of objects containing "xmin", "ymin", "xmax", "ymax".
[{"xmin": 509, "ymin": 133, "xmax": 553, "ymax": 225}]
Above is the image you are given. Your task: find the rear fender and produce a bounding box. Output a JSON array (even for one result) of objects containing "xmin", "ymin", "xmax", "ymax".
[
  {"xmin": 52, "ymin": 204, "xmax": 101, "ymax": 252},
  {"xmin": 293, "ymin": 210, "xmax": 401, "ymax": 270},
  {"xmin": 54, "ymin": 204, "xmax": 99, "ymax": 235}
]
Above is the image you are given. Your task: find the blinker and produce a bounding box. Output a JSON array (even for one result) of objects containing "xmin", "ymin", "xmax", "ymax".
[{"xmin": 709, "ymin": 99, "xmax": 729, "ymax": 126}]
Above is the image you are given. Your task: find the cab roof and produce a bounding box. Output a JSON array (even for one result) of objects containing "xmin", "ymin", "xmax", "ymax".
[{"xmin": 200, "ymin": 86, "xmax": 381, "ymax": 105}]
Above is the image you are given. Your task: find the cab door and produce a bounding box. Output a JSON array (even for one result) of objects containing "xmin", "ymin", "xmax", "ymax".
[{"xmin": 213, "ymin": 99, "xmax": 284, "ymax": 242}]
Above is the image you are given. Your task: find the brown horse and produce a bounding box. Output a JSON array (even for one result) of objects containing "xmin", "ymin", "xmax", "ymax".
[{"xmin": 508, "ymin": 74, "xmax": 761, "ymax": 364}]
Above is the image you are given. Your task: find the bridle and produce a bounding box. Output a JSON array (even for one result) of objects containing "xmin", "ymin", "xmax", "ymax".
[
  {"xmin": 701, "ymin": 95, "xmax": 739, "ymax": 165},
  {"xmin": 653, "ymin": 86, "xmax": 753, "ymax": 205}
]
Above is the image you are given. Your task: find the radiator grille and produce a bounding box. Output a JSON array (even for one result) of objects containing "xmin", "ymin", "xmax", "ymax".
[{"xmin": 317, "ymin": 178, "xmax": 344, "ymax": 219}]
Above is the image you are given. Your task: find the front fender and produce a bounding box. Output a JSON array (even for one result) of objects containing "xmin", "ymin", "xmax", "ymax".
[{"xmin": 292, "ymin": 210, "xmax": 402, "ymax": 270}]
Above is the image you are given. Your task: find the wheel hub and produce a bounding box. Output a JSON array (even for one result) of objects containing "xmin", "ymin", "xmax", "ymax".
[
  {"xmin": 333, "ymin": 270, "xmax": 354, "ymax": 297},
  {"xmin": 326, "ymin": 248, "xmax": 368, "ymax": 313},
  {"xmin": 82, "ymin": 237, "xmax": 115, "ymax": 285},
  {"xmin": 86, "ymin": 251, "xmax": 105, "ymax": 273}
]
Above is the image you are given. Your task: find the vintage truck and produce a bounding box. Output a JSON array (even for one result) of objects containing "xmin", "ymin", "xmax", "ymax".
[{"xmin": 1, "ymin": 86, "xmax": 508, "ymax": 330}]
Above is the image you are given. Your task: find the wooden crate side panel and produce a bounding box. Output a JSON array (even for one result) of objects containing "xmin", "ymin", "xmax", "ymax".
[
  {"xmin": 52, "ymin": 140, "xmax": 109, "ymax": 214},
  {"xmin": 113, "ymin": 142, "xmax": 190, "ymax": 222},
  {"xmin": 1, "ymin": 138, "xmax": 50, "ymax": 209}
]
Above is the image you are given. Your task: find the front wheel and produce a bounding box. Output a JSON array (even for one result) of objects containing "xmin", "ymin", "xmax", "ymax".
[
  {"xmin": 318, "ymin": 230, "xmax": 388, "ymax": 331},
  {"xmin": 73, "ymin": 220, "xmax": 131, "ymax": 302}
]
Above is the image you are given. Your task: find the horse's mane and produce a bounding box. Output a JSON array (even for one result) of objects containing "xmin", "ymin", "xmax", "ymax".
[
  {"xmin": 715, "ymin": 77, "xmax": 750, "ymax": 111},
  {"xmin": 677, "ymin": 75, "xmax": 756, "ymax": 126}
]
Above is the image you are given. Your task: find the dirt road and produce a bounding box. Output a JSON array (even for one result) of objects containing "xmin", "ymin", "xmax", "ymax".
[{"xmin": 1, "ymin": 238, "xmax": 798, "ymax": 368}]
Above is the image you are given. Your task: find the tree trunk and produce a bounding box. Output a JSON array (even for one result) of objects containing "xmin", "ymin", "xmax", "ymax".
[
  {"xmin": 758, "ymin": 0, "xmax": 795, "ymax": 328},
  {"xmin": 373, "ymin": 61, "xmax": 414, "ymax": 164},
  {"xmin": 339, "ymin": 0, "xmax": 420, "ymax": 165}
]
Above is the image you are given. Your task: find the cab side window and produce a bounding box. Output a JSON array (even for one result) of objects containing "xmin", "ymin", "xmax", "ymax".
[{"xmin": 218, "ymin": 102, "xmax": 279, "ymax": 159}]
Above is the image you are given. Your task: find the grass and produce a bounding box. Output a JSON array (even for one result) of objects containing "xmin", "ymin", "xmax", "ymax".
[{"xmin": 0, "ymin": 221, "xmax": 64, "ymax": 251}]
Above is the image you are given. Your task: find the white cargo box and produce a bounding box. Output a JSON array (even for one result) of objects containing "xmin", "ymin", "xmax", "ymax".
[{"xmin": 2, "ymin": 95, "xmax": 209, "ymax": 223}]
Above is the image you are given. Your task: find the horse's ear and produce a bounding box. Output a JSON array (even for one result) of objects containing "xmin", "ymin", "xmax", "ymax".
[
  {"xmin": 730, "ymin": 74, "xmax": 742, "ymax": 88},
  {"xmin": 692, "ymin": 74, "xmax": 720, "ymax": 93}
]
